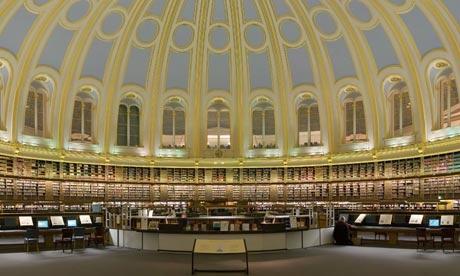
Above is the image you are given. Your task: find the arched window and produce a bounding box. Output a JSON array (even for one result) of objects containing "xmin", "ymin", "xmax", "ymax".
[
  {"xmin": 297, "ymin": 94, "xmax": 321, "ymax": 147},
  {"xmin": 207, "ymin": 99, "xmax": 230, "ymax": 149},
  {"xmin": 430, "ymin": 62, "xmax": 460, "ymax": 129},
  {"xmin": 0, "ymin": 60, "xmax": 6, "ymax": 127},
  {"xmin": 117, "ymin": 94, "xmax": 141, "ymax": 147},
  {"xmin": 71, "ymin": 91, "xmax": 95, "ymax": 143},
  {"xmin": 439, "ymin": 78, "xmax": 459, "ymax": 128},
  {"xmin": 162, "ymin": 98, "xmax": 185, "ymax": 148},
  {"xmin": 0, "ymin": 77, "xmax": 3, "ymax": 127},
  {"xmin": 343, "ymin": 92, "xmax": 367, "ymax": 143},
  {"xmin": 391, "ymin": 86, "xmax": 413, "ymax": 137},
  {"xmin": 252, "ymin": 98, "xmax": 275, "ymax": 149},
  {"xmin": 24, "ymin": 80, "xmax": 48, "ymax": 137}
]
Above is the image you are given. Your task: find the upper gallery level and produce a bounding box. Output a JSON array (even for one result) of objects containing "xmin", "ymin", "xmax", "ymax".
[{"xmin": 0, "ymin": 1, "xmax": 460, "ymax": 164}]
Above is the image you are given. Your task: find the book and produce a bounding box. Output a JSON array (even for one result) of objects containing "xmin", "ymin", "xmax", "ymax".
[
  {"xmin": 441, "ymin": 215, "xmax": 454, "ymax": 226},
  {"xmin": 354, "ymin": 214, "xmax": 367, "ymax": 224},
  {"xmin": 409, "ymin": 214, "xmax": 424, "ymax": 224},
  {"xmin": 50, "ymin": 216, "xmax": 65, "ymax": 226},
  {"xmin": 378, "ymin": 214, "xmax": 392, "ymax": 225},
  {"xmin": 289, "ymin": 216, "xmax": 298, "ymax": 229},
  {"xmin": 19, "ymin": 216, "xmax": 33, "ymax": 226},
  {"xmin": 79, "ymin": 214, "xmax": 92, "ymax": 225},
  {"xmin": 220, "ymin": 221, "xmax": 229, "ymax": 231}
]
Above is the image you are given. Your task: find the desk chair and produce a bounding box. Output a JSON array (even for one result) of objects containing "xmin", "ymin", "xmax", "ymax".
[
  {"xmin": 24, "ymin": 228, "xmax": 39, "ymax": 252},
  {"xmin": 415, "ymin": 227, "xmax": 433, "ymax": 251},
  {"xmin": 55, "ymin": 228, "xmax": 74, "ymax": 253},
  {"xmin": 73, "ymin": 227, "xmax": 86, "ymax": 249},
  {"xmin": 89, "ymin": 226, "xmax": 105, "ymax": 248},
  {"xmin": 440, "ymin": 228, "xmax": 455, "ymax": 252}
]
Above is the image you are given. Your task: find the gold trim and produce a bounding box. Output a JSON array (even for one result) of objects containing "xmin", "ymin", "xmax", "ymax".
[
  {"xmin": 436, "ymin": 62, "xmax": 448, "ymax": 68},
  {"xmin": 35, "ymin": 76, "xmax": 47, "ymax": 82}
]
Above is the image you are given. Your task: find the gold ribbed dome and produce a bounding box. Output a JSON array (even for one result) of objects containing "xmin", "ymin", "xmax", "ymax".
[{"xmin": 0, "ymin": 0, "xmax": 459, "ymax": 166}]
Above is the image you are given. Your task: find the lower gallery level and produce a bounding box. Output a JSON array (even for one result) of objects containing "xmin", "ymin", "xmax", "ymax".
[{"xmin": 0, "ymin": 144, "xmax": 460, "ymax": 253}]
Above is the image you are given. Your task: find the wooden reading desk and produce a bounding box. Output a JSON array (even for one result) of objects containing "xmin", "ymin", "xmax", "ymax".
[
  {"xmin": 351, "ymin": 225, "xmax": 459, "ymax": 246},
  {"xmin": 0, "ymin": 228, "xmax": 96, "ymax": 249},
  {"xmin": 192, "ymin": 239, "xmax": 248, "ymax": 275}
]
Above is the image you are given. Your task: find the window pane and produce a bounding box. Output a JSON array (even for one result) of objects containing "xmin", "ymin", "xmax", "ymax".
[
  {"xmin": 310, "ymin": 105, "xmax": 320, "ymax": 132},
  {"xmin": 162, "ymin": 109, "xmax": 173, "ymax": 135},
  {"xmin": 401, "ymin": 92, "xmax": 413, "ymax": 134},
  {"xmin": 355, "ymin": 100, "xmax": 366, "ymax": 140},
  {"xmin": 208, "ymin": 109, "xmax": 230, "ymax": 148},
  {"xmin": 345, "ymin": 101, "xmax": 354, "ymax": 140},
  {"xmin": 207, "ymin": 110, "xmax": 218, "ymax": 148},
  {"xmin": 442, "ymin": 81, "xmax": 449, "ymax": 128},
  {"xmin": 36, "ymin": 93, "xmax": 44, "ymax": 136},
  {"xmin": 207, "ymin": 110, "xmax": 217, "ymax": 129},
  {"xmin": 252, "ymin": 110, "xmax": 263, "ymax": 135},
  {"xmin": 71, "ymin": 101, "xmax": 82, "ymax": 134},
  {"xmin": 393, "ymin": 93, "xmax": 401, "ymax": 132},
  {"xmin": 175, "ymin": 110, "xmax": 185, "ymax": 136},
  {"xmin": 450, "ymin": 80, "xmax": 460, "ymax": 127},
  {"xmin": 71, "ymin": 101, "xmax": 82, "ymax": 141},
  {"xmin": 117, "ymin": 105, "xmax": 128, "ymax": 146},
  {"xmin": 298, "ymin": 107, "xmax": 308, "ymax": 146},
  {"xmin": 129, "ymin": 106, "xmax": 139, "ymax": 146},
  {"xmin": 264, "ymin": 109, "xmax": 275, "ymax": 135},
  {"xmin": 298, "ymin": 107, "xmax": 308, "ymax": 132},
  {"xmin": 299, "ymin": 105, "xmax": 320, "ymax": 147},
  {"xmin": 220, "ymin": 111, "xmax": 230, "ymax": 129},
  {"xmin": 84, "ymin": 102, "xmax": 92, "ymax": 140},
  {"xmin": 24, "ymin": 91, "xmax": 35, "ymax": 135}
]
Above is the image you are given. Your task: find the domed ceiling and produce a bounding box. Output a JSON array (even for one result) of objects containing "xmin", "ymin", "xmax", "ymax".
[{"xmin": 0, "ymin": 0, "xmax": 460, "ymax": 165}]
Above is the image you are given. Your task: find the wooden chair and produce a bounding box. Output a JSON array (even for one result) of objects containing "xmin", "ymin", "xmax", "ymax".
[
  {"xmin": 24, "ymin": 228, "xmax": 39, "ymax": 252},
  {"xmin": 415, "ymin": 227, "xmax": 432, "ymax": 251},
  {"xmin": 440, "ymin": 228, "xmax": 455, "ymax": 252},
  {"xmin": 55, "ymin": 228, "xmax": 74, "ymax": 252},
  {"xmin": 89, "ymin": 226, "xmax": 105, "ymax": 248},
  {"xmin": 73, "ymin": 227, "xmax": 86, "ymax": 249}
]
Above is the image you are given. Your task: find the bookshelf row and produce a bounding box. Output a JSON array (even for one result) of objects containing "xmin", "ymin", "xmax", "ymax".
[
  {"xmin": 0, "ymin": 175, "xmax": 459, "ymax": 203},
  {"xmin": 0, "ymin": 152, "xmax": 458, "ymax": 183}
]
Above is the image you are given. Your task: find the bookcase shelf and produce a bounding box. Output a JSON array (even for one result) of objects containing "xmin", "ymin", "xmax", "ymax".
[{"xmin": 0, "ymin": 151, "xmax": 459, "ymax": 205}]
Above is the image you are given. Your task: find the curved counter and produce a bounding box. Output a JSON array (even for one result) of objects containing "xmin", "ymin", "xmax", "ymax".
[{"xmin": 108, "ymin": 227, "xmax": 334, "ymax": 252}]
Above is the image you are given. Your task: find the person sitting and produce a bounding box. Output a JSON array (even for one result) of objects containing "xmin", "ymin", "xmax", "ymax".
[{"xmin": 333, "ymin": 216, "xmax": 352, "ymax": 245}]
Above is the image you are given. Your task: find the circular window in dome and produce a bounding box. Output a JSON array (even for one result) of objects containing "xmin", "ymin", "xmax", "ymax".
[
  {"xmin": 174, "ymin": 24, "xmax": 194, "ymax": 48},
  {"xmin": 348, "ymin": 0, "xmax": 372, "ymax": 23},
  {"xmin": 280, "ymin": 19, "xmax": 301, "ymax": 44},
  {"xmin": 66, "ymin": 0, "xmax": 90, "ymax": 23},
  {"xmin": 101, "ymin": 11, "xmax": 124, "ymax": 36},
  {"xmin": 314, "ymin": 11, "xmax": 337, "ymax": 36},
  {"xmin": 32, "ymin": 0, "xmax": 51, "ymax": 6},
  {"xmin": 137, "ymin": 19, "xmax": 159, "ymax": 44},
  {"xmin": 209, "ymin": 26, "xmax": 229, "ymax": 50},
  {"xmin": 386, "ymin": 0, "xmax": 407, "ymax": 6},
  {"xmin": 245, "ymin": 24, "xmax": 265, "ymax": 49}
]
